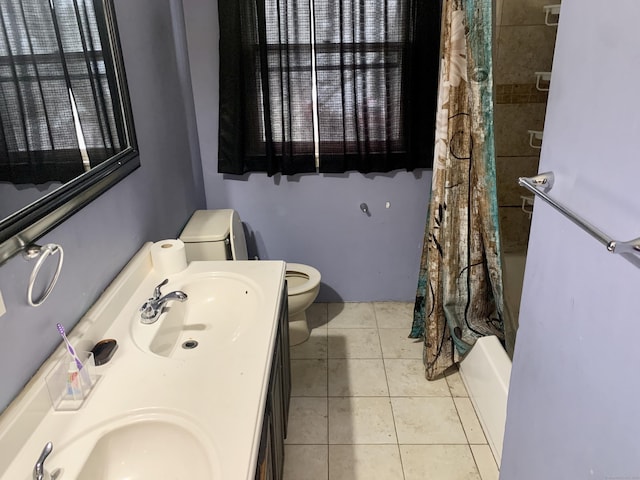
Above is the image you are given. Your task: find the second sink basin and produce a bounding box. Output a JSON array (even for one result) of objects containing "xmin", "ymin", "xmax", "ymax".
[
  {"xmin": 132, "ymin": 273, "xmax": 262, "ymax": 358},
  {"xmin": 77, "ymin": 419, "xmax": 215, "ymax": 479}
]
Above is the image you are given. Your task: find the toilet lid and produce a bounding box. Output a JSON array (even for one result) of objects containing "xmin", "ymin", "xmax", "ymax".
[{"xmin": 180, "ymin": 210, "xmax": 233, "ymax": 242}]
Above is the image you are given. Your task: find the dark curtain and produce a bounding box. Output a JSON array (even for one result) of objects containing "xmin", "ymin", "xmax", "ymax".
[
  {"xmin": 0, "ymin": 0, "xmax": 122, "ymax": 185},
  {"xmin": 218, "ymin": 0, "xmax": 441, "ymax": 176}
]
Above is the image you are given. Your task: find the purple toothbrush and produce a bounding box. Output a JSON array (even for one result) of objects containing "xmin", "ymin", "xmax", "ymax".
[{"xmin": 56, "ymin": 323, "xmax": 91, "ymax": 385}]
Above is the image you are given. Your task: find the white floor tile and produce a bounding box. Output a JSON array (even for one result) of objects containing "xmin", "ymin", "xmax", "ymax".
[
  {"xmin": 285, "ymin": 397, "xmax": 328, "ymax": 445},
  {"xmin": 291, "ymin": 359, "xmax": 327, "ymax": 397},
  {"xmin": 471, "ymin": 444, "xmax": 499, "ymax": 480},
  {"xmin": 454, "ymin": 397, "xmax": 487, "ymax": 444},
  {"xmin": 445, "ymin": 369, "xmax": 469, "ymax": 397},
  {"xmin": 374, "ymin": 302, "xmax": 414, "ymax": 329},
  {"xmin": 328, "ymin": 397, "xmax": 397, "ymax": 444},
  {"xmin": 384, "ymin": 359, "xmax": 451, "ymax": 397},
  {"xmin": 283, "ymin": 444, "xmax": 328, "ymax": 480},
  {"xmin": 400, "ymin": 444, "xmax": 481, "ymax": 480},
  {"xmin": 328, "ymin": 359, "xmax": 389, "ymax": 397},
  {"xmin": 328, "ymin": 329, "xmax": 382, "ymax": 359},
  {"xmin": 290, "ymin": 328, "xmax": 327, "ymax": 360},
  {"xmin": 391, "ymin": 397, "xmax": 467, "ymax": 444},
  {"xmin": 327, "ymin": 303, "xmax": 377, "ymax": 328},
  {"xmin": 379, "ymin": 328, "xmax": 423, "ymax": 359},
  {"xmin": 329, "ymin": 444, "xmax": 404, "ymax": 480},
  {"xmin": 284, "ymin": 302, "xmax": 497, "ymax": 480}
]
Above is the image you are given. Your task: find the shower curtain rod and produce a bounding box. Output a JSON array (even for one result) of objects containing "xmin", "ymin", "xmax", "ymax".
[{"xmin": 519, "ymin": 172, "xmax": 640, "ymax": 267}]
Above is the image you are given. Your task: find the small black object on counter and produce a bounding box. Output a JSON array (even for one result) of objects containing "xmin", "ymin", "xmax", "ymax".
[{"xmin": 91, "ymin": 339, "xmax": 118, "ymax": 366}]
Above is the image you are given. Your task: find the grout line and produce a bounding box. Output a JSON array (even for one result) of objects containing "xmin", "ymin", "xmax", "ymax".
[
  {"xmin": 326, "ymin": 334, "xmax": 329, "ymax": 466},
  {"xmin": 324, "ymin": 306, "xmax": 330, "ymax": 480},
  {"xmin": 289, "ymin": 395, "xmax": 330, "ymax": 398},
  {"xmin": 296, "ymin": 394, "xmax": 455, "ymax": 399},
  {"xmin": 378, "ymin": 324, "xmax": 406, "ymax": 478},
  {"xmin": 452, "ymin": 397, "xmax": 484, "ymax": 478},
  {"xmin": 470, "ymin": 444, "xmax": 500, "ymax": 480},
  {"xmin": 288, "ymin": 442, "xmax": 476, "ymax": 446},
  {"xmin": 452, "ymin": 397, "xmax": 470, "ymax": 443},
  {"xmin": 380, "ymin": 324, "xmax": 407, "ymax": 479},
  {"xmin": 394, "ymin": 442, "xmax": 483, "ymax": 446}
]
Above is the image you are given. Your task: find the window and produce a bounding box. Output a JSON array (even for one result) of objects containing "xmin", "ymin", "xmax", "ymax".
[
  {"xmin": 0, "ymin": 0, "xmax": 126, "ymax": 184},
  {"xmin": 218, "ymin": 0, "xmax": 441, "ymax": 176}
]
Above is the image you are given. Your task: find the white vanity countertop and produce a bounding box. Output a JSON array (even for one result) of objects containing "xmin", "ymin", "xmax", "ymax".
[{"xmin": 0, "ymin": 244, "xmax": 286, "ymax": 480}]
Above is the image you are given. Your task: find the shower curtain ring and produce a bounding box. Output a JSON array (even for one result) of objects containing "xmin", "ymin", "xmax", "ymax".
[{"xmin": 24, "ymin": 243, "xmax": 64, "ymax": 307}]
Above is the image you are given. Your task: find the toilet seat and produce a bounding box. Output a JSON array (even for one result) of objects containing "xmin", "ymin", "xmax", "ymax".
[{"xmin": 286, "ymin": 263, "xmax": 321, "ymax": 296}]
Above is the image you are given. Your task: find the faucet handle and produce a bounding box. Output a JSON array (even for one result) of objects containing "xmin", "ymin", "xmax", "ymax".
[
  {"xmin": 152, "ymin": 279, "xmax": 169, "ymax": 300},
  {"xmin": 33, "ymin": 441, "xmax": 52, "ymax": 480}
]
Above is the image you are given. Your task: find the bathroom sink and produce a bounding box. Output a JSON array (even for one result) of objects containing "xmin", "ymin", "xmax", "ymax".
[
  {"xmin": 131, "ymin": 273, "xmax": 262, "ymax": 358},
  {"xmin": 33, "ymin": 413, "xmax": 222, "ymax": 480},
  {"xmin": 76, "ymin": 419, "xmax": 216, "ymax": 479}
]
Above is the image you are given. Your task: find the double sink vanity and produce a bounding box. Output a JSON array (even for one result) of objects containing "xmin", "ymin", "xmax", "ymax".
[{"xmin": 0, "ymin": 243, "xmax": 290, "ymax": 479}]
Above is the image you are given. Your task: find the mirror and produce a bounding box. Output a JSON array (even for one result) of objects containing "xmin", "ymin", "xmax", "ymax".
[{"xmin": 0, "ymin": 0, "xmax": 138, "ymax": 265}]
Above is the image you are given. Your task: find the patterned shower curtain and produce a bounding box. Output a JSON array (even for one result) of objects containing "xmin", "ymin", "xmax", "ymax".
[{"xmin": 409, "ymin": 0, "xmax": 505, "ymax": 380}]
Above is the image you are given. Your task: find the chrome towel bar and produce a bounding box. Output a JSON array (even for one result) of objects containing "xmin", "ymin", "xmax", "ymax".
[{"xmin": 518, "ymin": 172, "xmax": 640, "ymax": 261}]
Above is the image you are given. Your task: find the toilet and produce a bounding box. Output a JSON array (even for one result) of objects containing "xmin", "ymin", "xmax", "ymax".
[{"xmin": 179, "ymin": 209, "xmax": 320, "ymax": 345}]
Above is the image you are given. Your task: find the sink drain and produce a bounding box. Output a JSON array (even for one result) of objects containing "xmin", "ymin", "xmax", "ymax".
[{"xmin": 182, "ymin": 340, "xmax": 199, "ymax": 349}]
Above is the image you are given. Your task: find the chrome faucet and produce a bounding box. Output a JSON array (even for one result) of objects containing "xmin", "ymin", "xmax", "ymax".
[
  {"xmin": 139, "ymin": 279, "xmax": 188, "ymax": 324},
  {"xmin": 33, "ymin": 441, "xmax": 52, "ymax": 480}
]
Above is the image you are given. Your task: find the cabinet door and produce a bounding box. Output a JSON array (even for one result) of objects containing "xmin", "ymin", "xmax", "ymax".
[
  {"xmin": 255, "ymin": 282, "xmax": 290, "ymax": 480},
  {"xmin": 270, "ymin": 338, "xmax": 285, "ymax": 480},
  {"xmin": 280, "ymin": 282, "xmax": 291, "ymax": 434},
  {"xmin": 256, "ymin": 411, "xmax": 274, "ymax": 480}
]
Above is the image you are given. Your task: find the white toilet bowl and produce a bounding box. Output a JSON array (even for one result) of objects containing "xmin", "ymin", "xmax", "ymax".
[
  {"xmin": 286, "ymin": 263, "xmax": 321, "ymax": 346},
  {"xmin": 179, "ymin": 210, "xmax": 321, "ymax": 346}
]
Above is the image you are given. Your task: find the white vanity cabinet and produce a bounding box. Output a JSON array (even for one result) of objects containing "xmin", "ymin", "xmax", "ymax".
[{"xmin": 255, "ymin": 283, "xmax": 291, "ymax": 480}]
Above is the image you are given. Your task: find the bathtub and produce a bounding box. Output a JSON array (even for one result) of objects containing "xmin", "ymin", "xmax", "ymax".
[{"xmin": 458, "ymin": 252, "xmax": 525, "ymax": 466}]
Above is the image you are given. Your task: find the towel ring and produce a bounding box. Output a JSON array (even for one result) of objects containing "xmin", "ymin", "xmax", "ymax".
[{"xmin": 24, "ymin": 243, "xmax": 64, "ymax": 307}]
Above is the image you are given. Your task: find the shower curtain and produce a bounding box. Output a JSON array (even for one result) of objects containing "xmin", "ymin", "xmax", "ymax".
[{"xmin": 409, "ymin": 0, "xmax": 505, "ymax": 380}]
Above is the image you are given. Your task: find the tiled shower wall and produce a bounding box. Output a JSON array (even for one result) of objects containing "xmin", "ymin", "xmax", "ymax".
[{"xmin": 494, "ymin": 0, "xmax": 558, "ymax": 252}]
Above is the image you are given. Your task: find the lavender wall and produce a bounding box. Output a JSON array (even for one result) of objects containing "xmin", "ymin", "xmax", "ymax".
[
  {"xmin": 0, "ymin": 0, "xmax": 205, "ymax": 412},
  {"xmin": 182, "ymin": 1, "xmax": 432, "ymax": 302},
  {"xmin": 501, "ymin": 1, "xmax": 640, "ymax": 477}
]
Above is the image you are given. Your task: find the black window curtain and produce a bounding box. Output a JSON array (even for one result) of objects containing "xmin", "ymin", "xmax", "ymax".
[
  {"xmin": 0, "ymin": 0, "xmax": 123, "ymax": 185},
  {"xmin": 218, "ymin": 0, "xmax": 441, "ymax": 176}
]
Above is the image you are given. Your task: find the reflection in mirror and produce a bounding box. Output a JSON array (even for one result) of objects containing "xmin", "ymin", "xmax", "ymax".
[{"xmin": 0, "ymin": 0, "xmax": 138, "ymax": 264}]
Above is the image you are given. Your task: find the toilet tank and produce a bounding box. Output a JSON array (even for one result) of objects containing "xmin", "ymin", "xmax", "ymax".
[
  {"xmin": 179, "ymin": 209, "xmax": 249, "ymax": 261},
  {"xmin": 180, "ymin": 209, "xmax": 232, "ymax": 261}
]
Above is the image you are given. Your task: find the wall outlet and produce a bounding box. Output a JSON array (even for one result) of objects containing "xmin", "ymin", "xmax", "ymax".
[{"xmin": 0, "ymin": 290, "xmax": 5, "ymax": 318}]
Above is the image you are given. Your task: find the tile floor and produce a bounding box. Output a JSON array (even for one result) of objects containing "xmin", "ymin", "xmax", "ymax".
[{"xmin": 283, "ymin": 302, "xmax": 500, "ymax": 480}]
